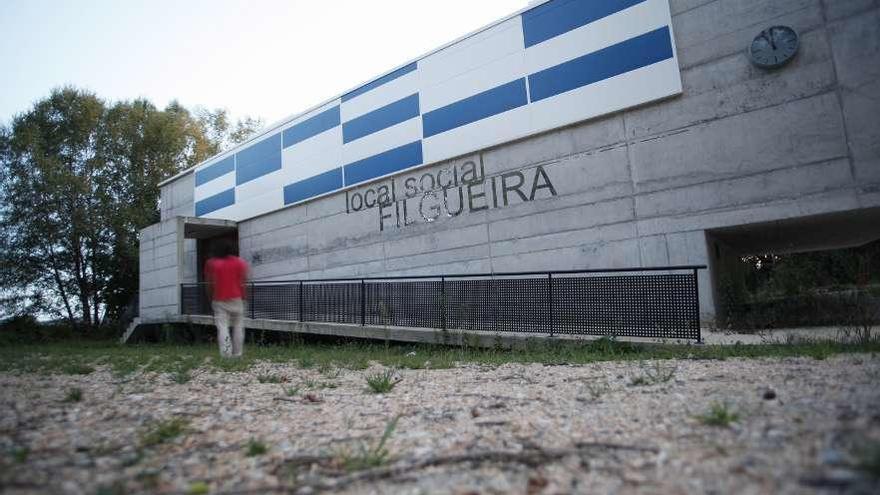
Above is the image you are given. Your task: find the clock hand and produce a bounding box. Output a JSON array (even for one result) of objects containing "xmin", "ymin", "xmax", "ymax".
[{"xmin": 764, "ymin": 29, "xmax": 776, "ymax": 50}]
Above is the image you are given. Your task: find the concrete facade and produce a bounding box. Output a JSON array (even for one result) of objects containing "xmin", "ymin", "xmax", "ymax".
[{"xmin": 141, "ymin": 0, "xmax": 880, "ymax": 324}]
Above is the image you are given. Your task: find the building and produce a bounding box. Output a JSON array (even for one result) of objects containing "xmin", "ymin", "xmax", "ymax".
[{"xmin": 138, "ymin": 0, "xmax": 880, "ymax": 333}]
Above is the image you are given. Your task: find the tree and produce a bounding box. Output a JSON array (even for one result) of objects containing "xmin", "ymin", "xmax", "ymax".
[{"xmin": 0, "ymin": 87, "xmax": 262, "ymax": 328}]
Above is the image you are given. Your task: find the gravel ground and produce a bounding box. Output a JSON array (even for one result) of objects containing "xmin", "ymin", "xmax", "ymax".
[{"xmin": 1, "ymin": 354, "xmax": 879, "ymax": 494}]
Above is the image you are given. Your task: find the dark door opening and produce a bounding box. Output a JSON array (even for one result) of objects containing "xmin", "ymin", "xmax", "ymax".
[{"xmin": 197, "ymin": 232, "xmax": 239, "ymax": 283}]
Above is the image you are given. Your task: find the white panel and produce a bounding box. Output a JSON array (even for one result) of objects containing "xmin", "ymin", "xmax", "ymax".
[
  {"xmin": 200, "ymin": 201, "xmax": 240, "ymax": 221},
  {"xmin": 234, "ymin": 188, "xmax": 285, "ymax": 221},
  {"xmin": 421, "ymin": 51, "xmax": 527, "ymax": 113},
  {"xmin": 282, "ymin": 126, "xmax": 341, "ymax": 166},
  {"xmin": 281, "ymin": 127, "xmax": 343, "ymax": 185},
  {"xmin": 420, "ymin": 17, "xmax": 524, "ymax": 87},
  {"xmin": 340, "ymin": 70, "xmax": 420, "ymax": 122},
  {"xmin": 341, "ymin": 117, "xmax": 423, "ymax": 165},
  {"xmin": 235, "ymin": 167, "xmax": 284, "ymax": 200},
  {"xmin": 529, "ymin": 59, "xmax": 682, "ymax": 134},
  {"xmin": 280, "ymin": 146, "xmax": 343, "ymax": 186},
  {"xmin": 524, "ymin": 0, "xmax": 670, "ymax": 75},
  {"xmin": 422, "ymin": 104, "xmax": 532, "ymax": 165},
  {"xmin": 194, "ymin": 172, "xmax": 235, "ymax": 202}
]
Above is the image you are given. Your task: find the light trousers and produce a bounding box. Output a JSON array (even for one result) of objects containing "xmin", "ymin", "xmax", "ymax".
[{"xmin": 213, "ymin": 299, "xmax": 245, "ymax": 357}]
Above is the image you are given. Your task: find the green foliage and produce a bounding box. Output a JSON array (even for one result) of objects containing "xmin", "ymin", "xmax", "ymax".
[
  {"xmin": 140, "ymin": 417, "xmax": 189, "ymax": 447},
  {"xmin": 283, "ymin": 385, "xmax": 300, "ymax": 397},
  {"xmin": 245, "ymin": 438, "xmax": 268, "ymax": 457},
  {"xmin": 63, "ymin": 387, "xmax": 83, "ymax": 403},
  {"xmin": 697, "ymin": 402, "xmax": 740, "ymax": 427},
  {"xmin": 187, "ymin": 481, "xmax": 210, "ymax": 495},
  {"xmin": 335, "ymin": 415, "xmax": 399, "ymax": 471},
  {"xmin": 365, "ymin": 369, "xmax": 400, "ymax": 394},
  {"xmin": 0, "ymin": 87, "xmax": 262, "ymax": 326}
]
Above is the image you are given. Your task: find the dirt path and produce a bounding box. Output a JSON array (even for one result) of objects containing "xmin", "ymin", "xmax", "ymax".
[{"xmin": 1, "ymin": 354, "xmax": 879, "ymax": 494}]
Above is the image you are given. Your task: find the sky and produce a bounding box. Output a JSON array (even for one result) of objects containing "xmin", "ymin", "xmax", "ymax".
[{"xmin": 1, "ymin": 0, "xmax": 529, "ymax": 127}]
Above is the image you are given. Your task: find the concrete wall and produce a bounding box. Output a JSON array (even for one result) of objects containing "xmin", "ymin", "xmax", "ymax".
[
  {"xmin": 139, "ymin": 218, "xmax": 182, "ymax": 320},
  {"xmin": 149, "ymin": 0, "xmax": 880, "ymax": 323},
  {"xmin": 160, "ymin": 172, "xmax": 198, "ymax": 283}
]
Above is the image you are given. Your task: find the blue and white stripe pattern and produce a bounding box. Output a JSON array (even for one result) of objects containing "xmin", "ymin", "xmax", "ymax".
[{"xmin": 194, "ymin": 0, "xmax": 681, "ymax": 220}]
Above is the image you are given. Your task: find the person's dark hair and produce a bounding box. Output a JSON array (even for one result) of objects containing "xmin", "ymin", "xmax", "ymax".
[{"xmin": 212, "ymin": 239, "xmax": 237, "ymax": 258}]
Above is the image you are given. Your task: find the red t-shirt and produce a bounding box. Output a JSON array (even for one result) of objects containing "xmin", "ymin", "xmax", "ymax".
[{"xmin": 205, "ymin": 256, "xmax": 248, "ymax": 301}]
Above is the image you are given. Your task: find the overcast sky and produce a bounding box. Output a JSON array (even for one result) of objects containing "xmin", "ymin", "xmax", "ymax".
[{"xmin": 1, "ymin": 0, "xmax": 528, "ymax": 127}]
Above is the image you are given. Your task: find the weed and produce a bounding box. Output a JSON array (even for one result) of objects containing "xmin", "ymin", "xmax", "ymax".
[
  {"xmin": 170, "ymin": 370, "xmax": 191, "ymax": 384},
  {"xmin": 584, "ymin": 381, "xmax": 610, "ymax": 400},
  {"xmin": 696, "ymin": 401, "xmax": 740, "ymax": 427},
  {"xmin": 629, "ymin": 361, "xmax": 677, "ymax": 386},
  {"xmin": 321, "ymin": 381, "xmax": 339, "ymax": 389},
  {"xmin": 245, "ymin": 438, "xmax": 268, "ymax": 457},
  {"xmin": 365, "ymin": 369, "xmax": 401, "ymax": 394},
  {"xmin": 63, "ymin": 388, "xmax": 83, "ymax": 403},
  {"xmin": 188, "ymin": 482, "xmax": 210, "ymax": 495},
  {"xmin": 11, "ymin": 447, "xmax": 29, "ymax": 463},
  {"xmin": 61, "ymin": 363, "xmax": 94, "ymax": 375},
  {"xmin": 335, "ymin": 415, "xmax": 399, "ymax": 471},
  {"xmin": 140, "ymin": 417, "xmax": 190, "ymax": 447},
  {"xmin": 302, "ymin": 378, "xmax": 318, "ymax": 389},
  {"xmin": 283, "ymin": 385, "xmax": 301, "ymax": 397},
  {"xmin": 257, "ymin": 374, "xmax": 284, "ymax": 384}
]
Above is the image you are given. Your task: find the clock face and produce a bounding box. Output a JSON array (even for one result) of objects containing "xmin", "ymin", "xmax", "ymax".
[{"xmin": 749, "ymin": 26, "xmax": 799, "ymax": 69}]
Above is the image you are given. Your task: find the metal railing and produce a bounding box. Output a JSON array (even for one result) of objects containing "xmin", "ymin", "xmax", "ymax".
[{"xmin": 182, "ymin": 265, "xmax": 706, "ymax": 341}]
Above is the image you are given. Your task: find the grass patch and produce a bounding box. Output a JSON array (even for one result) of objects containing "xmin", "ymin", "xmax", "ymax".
[
  {"xmin": 697, "ymin": 402, "xmax": 740, "ymax": 427},
  {"xmin": 283, "ymin": 385, "xmax": 301, "ymax": 397},
  {"xmin": 365, "ymin": 369, "xmax": 400, "ymax": 394},
  {"xmin": 63, "ymin": 387, "xmax": 83, "ymax": 403},
  {"xmin": 140, "ymin": 417, "xmax": 190, "ymax": 447},
  {"xmin": 245, "ymin": 438, "xmax": 268, "ymax": 457},
  {"xmin": 1, "ymin": 337, "xmax": 878, "ymax": 378},
  {"xmin": 335, "ymin": 415, "xmax": 399, "ymax": 471}
]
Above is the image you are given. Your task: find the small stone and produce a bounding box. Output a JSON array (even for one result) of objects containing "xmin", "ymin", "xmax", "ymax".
[{"xmin": 762, "ymin": 388, "xmax": 777, "ymax": 400}]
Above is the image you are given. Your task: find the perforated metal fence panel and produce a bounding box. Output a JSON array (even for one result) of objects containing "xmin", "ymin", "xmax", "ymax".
[{"xmin": 181, "ymin": 266, "xmax": 703, "ymax": 341}]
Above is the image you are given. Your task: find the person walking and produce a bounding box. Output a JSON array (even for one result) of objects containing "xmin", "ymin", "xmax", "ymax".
[{"xmin": 205, "ymin": 240, "xmax": 249, "ymax": 357}]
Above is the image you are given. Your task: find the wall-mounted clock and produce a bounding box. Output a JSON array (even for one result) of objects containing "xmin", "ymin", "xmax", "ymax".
[{"xmin": 749, "ymin": 26, "xmax": 799, "ymax": 69}]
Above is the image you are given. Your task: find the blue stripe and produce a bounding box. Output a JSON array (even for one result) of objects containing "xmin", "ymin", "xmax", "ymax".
[
  {"xmin": 283, "ymin": 168, "xmax": 344, "ymax": 205},
  {"xmin": 342, "ymin": 94, "xmax": 420, "ymax": 144},
  {"xmin": 422, "ymin": 79, "xmax": 528, "ymax": 138},
  {"xmin": 521, "ymin": 0, "xmax": 646, "ymax": 48},
  {"xmin": 195, "ymin": 188, "xmax": 235, "ymax": 216},
  {"xmin": 343, "ymin": 141, "xmax": 423, "ymax": 185},
  {"xmin": 194, "ymin": 156, "xmax": 234, "ymax": 187},
  {"xmin": 282, "ymin": 106, "xmax": 340, "ymax": 149},
  {"xmin": 528, "ymin": 27, "xmax": 674, "ymax": 103},
  {"xmin": 236, "ymin": 133, "xmax": 282, "ymax": 185},
  {"xmin": 342, "ymin": 62, "xmax": 418, "ymax": 102}
]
